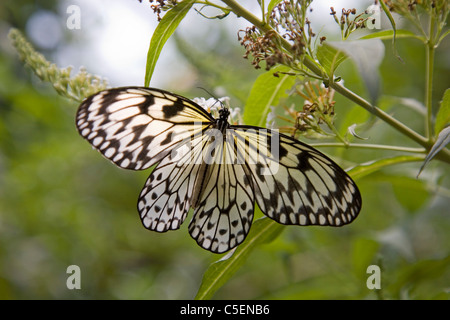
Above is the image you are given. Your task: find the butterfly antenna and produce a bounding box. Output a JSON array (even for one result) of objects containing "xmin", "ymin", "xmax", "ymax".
[{"xmin": 197, "ymin": 87, "xmax": 225, "ymax": 109}]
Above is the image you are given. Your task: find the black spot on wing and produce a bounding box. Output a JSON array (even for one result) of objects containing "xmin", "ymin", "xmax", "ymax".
[
  {"xmin": 279, "ymin": 144, "xmax": 288, "ymax": 158},
  {"xmin": 160, "ymin": 132, "xmax": 173, "ymax": 145},
  {"xmin": 265, "ymin": 131, "xmax": 288, "ymax": 159},
  {"xmin": 296, "ymin": 151, "xmax": 313, "ymax": 171},
  {"xmin": 162, "ymin": 99, "xmax": 185, "ymax": 119},
  {"xmin": 139, "ymin": 95, "xmax": 155, "ymax": 114}
]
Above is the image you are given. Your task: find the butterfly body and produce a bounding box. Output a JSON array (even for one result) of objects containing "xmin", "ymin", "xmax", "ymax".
[{"xmin": 76, "ymin": 87, "xmax": 362, "ymax": 253}]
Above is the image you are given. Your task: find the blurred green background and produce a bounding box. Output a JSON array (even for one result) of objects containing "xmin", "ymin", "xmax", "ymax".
[{"xmin": 0, "ymin": 0, "xmax": 449, "ymax": 299}]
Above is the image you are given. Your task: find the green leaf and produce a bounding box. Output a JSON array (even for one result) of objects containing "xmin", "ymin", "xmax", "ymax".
[
  {"xmin": 359, "ymin": 29, "xmax": 423, "ymax": 41},
  {"xmin": 144, "ymin": 0, "xmax": 195, "ymax": 86},
  {"xmin": 379, "ymin": 0, "xmax": 404, "ymax": 62},
  {"xmin": 352, "ymin": 238, "xmax": 380, "ymax": 279},
  {"xmin": 243, "ymin": 65, "xmax": 296, "ymax": 127},
  {"xmin": 388, "ymin": 256, "xmax": 450, "ymax": 298},
  {"xmin": 316, "ymin": 42, "xmax": 348, "ymax": 77},
  {"xmin": 347, "ymin": 155, "xmax": 424, "ymax": 180},
  {"xmin": 338, "ymin": 104, "xmax": 371, "ymax": 137},
  {"xmin": 326, "ymin": 40, "xmax": 385, "ymax": 103},
  {"xmin": 194, "ymin": 217, "xmax": 284, "ymax": 300},
  {"xmin": 266, "ymin": 0, "xmax": 283, "ymax": 21},
  {"xmin": 417, "ymin": 126, "xmax": 450, "ymax": 177},
  {"xmin": 379, "ymin": 0, "xmax": 395, "ymax": 32},
  {"xmin": 435, "ymin": 88, "xmax": 450, "ymax": 135},
  {"xmin": 391, "ymin": 176, "xmax": 430, "ymax": 212}
]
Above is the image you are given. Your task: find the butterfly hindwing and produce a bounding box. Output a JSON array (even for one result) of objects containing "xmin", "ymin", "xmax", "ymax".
[
  {"xmin": 188, "ymin": 130, "xmax": 255, "ymax": 253},
  {"xmin": 138, "ymin": 130, "xmax": 209, "ymax": 232}
]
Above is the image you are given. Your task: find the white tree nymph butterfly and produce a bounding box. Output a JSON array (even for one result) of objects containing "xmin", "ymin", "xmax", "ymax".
[{"xmin": 76, "ymin": 87, "xmax": 362, "ymax": 253}]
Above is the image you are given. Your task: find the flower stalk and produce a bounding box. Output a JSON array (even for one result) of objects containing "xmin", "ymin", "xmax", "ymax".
[{"xmin": 8, "ymin": 28, "xmax": 108, "ymax": 102}]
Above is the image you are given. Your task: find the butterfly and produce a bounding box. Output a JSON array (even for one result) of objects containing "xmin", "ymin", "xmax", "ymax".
[{"xmin": 76, "ymin": 87, "xmax": 362, "ymax": 253}]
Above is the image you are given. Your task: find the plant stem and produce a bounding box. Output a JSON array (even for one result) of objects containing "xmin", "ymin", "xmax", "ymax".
[
  {"xmin": 224, "ymin": 0, "xmax": 425, "ymax": 147},
  {"xmin": 197, "ymin": 1, "xmax": 230, "ymax": 13},
  {"xmin": 220, "ymin": 0, "xmax": 450, "ymax": 164},
  {"xmin": 310, "ymin": 143, "xmax": 426, "ymax": 154},
  {"xmin": 425, "ymin": 13, "xmax": 436, "ymax": 142}
]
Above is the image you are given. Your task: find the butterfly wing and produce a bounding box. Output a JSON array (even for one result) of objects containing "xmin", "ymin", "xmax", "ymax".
[
  {"xmin": 231, "ymin": 126, "xmax": 362, "ymax": 226},
  {"xmin": 138, "ymin": 125, "xmax": 255, "ymax": 253},
  {"xmin": 76, "ymin": 87, "xmax": 214, "ymax": 170},
  {"xmin": 188, "ymin": 129, "xmax": 255, "ymax": 253},
  {"xmin": 138, "ymin": 130, "xmax": 209, "ymax": 232}
]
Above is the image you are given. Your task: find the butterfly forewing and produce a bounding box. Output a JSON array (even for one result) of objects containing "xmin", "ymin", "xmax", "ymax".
[{"xmin": 76, "ymin": 87, "xmax": 214, "ymax": 170}]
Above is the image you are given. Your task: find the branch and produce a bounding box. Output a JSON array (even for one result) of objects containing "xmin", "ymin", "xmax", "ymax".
[{"xmin": 220, "ymin": 0, "xmax": 450, "ymax": 164}]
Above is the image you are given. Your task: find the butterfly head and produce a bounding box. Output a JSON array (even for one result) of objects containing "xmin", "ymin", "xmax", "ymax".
[
  {"xmin": 214, "ymin": 107, "xmax": 230, "ymax": 132},
  {"xmin": 218, "ymin": 108, "xmax": 230, "ymax": 121}
]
